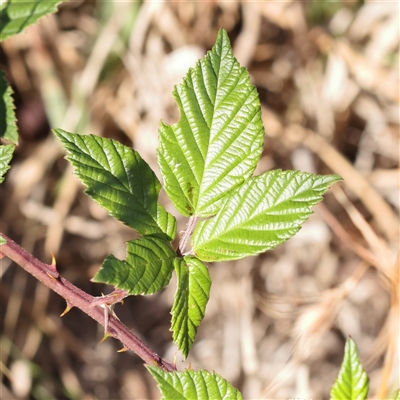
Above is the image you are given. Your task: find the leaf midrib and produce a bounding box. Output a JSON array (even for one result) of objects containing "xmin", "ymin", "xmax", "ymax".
[
  {"xmin": 68, "ymin": 141, "xmax": 163, "ymax": 228},
  {"xmin": 195, "ymin": 174, "xmax": 321, "ymax": 247},
  {"xmin": 197, "ymin": 45, "xmax": 246, "ymax": 208}
]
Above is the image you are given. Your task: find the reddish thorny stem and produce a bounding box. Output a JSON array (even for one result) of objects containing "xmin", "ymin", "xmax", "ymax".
[{"xmin": 0, "ymin": 233, "xmax": 176, "ymax": 372}]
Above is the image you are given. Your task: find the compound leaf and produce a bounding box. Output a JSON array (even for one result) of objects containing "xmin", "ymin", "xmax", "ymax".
[
  {"xmin": 158, "ymin": 28, "xmax": 264, "ymax": 217},
  {"xmin": 330, "ymin": 337, "xmax": 369, "ymax": 400},
  {"xmin": 147, "ymin": 367, "xmax": 243, "ymax": 400},
  {"xmin": 0, "ymin": 70, "xmax": 18, "ymax": 144},
  {"xmin": 92, "ymin": 236, "xmax": 176, "ymax": 295},
  {"xmin": 0, "ymin": 0, "xmax": 62, "ymax": 41},
  {"xmin": 171, "ymin": 256, "xmax": 211, "ymax": 358},
  {"xmin": 192, "ymin": 170, "xmax": 341, "ymax": 262},
  {"xmin": 0, "ymin": 144, "xmax": 15, "ymax": 184},
  {"xmin": 54, "ymin": 129, "xmax": 176, "ymax": 240}
]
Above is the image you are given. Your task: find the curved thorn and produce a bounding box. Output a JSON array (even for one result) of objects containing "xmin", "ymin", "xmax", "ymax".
[
  {"xmin": 60, "ymin": 302, "xmax": 73, "ymax": 317},
  {"xmin": 46, "ymin": 272, "xmax": 58, "ymax": 281},
  {"xmin": 99, "ymin": 333, "xmax": 112, "ymax": 344},
  {"xmin": 50, "ymin": 252, "xmax": 57, "ymax": 270},
  {"xmin": 117, "ymin": 347, "xmax": 128, "ymax": 353}
]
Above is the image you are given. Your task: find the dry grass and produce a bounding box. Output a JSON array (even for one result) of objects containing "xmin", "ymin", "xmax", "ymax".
[{"xmin": 1, "ymin": 1, "xmax": 399, "ymax": 399}]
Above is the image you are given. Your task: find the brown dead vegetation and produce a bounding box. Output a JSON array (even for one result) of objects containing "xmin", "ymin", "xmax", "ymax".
[{"xmin": 1, "ymin": 2, "xmax": 398, "ymax": 399}]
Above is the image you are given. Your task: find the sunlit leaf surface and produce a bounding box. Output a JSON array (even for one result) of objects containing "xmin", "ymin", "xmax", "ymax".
[
  {"xmin": 0, "ymin": 144, "xmax": 15, "ymax": 184},
  {"xmin": 148, "ymin": 367, "xmax": 243, "ymax": 400},
  {"xmin": 193, "ymin": 170, "xmax": 341, "ymax": 261},
  {"xmin": 158, "ymin": 29, "xmax": 264, "ymax": 217},
  {"xmin": 54, "ymin": 129, "xmax": 176, "ymax": 240},
  {"xmin": 0, "ymin": 0, "xmax": 62, "ymax": 41},
  {"xmin": 330, "ymin": 337, "xmax": 369, "ymax": 400},
  {"xmin": 171, "ymin": 256, "xmax": 211, "ymax": 357},
  {"xmin": 92, "ymin": 236, "xmax": 177, "ymax": 295},
  {"xmin": 0, "ymin": 70, "xmax": 18, "ymax": 144}
]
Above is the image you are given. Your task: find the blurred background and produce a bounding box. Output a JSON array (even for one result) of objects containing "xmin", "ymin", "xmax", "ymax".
[{"xmin": 0, "ymin": 1, "xmax": 399, "ymax": 399}]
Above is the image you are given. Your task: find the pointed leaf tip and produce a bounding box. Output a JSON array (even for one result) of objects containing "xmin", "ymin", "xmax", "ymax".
[
  {"xmin": 330, "ymin": 337, "xmax": 369, "ymax": 400},
  {"xmin": 54, "ymin": 129, "xmax": 176, "ymax": 240},
  {"xmin": 192, "ymin": 170, "xmax": 341, "ymax": 262},
  {"xmin": 158, "ymin": 28, "xmax": 265, "ymax": 217}
]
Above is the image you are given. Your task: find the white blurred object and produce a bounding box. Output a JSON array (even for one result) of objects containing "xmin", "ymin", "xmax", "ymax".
[
  {"xmin": 364, "ymin": 11, "xmax": 399, "ymax": 65},
  {"xmin": 322, "ymin": 54, "xmax": 359, "ymax": 112},
  {"xmin": 291, "ymin": 147, "xmax": 316, "ymax": 174},
  {"xmin": 349, "ymin": 2, "xmax": 397, "ymax": 41},
  {"xmin": 10, "ymin": 359, "xmax": 32, "ymax": 398},
  {"xmin": 329, "ymin": 8, "xmax": 354, "ymax": 36},
  {"xmin": 164, "ymin": 45, "xmax": 205, "ymax": 86},
  {"xmin": 287, "ymin": 219, "xmax": 331, "ymax": 250}
]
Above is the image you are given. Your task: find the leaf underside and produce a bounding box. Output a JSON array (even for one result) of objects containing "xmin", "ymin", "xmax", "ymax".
[
  {"xmin": 157, "ymin": 28, "xmax": 264, "ymax": 217},
  {"xmin": 0, "ymin": 0, "xmax": 62, "ymax": 41},
  {"xmin": 330, "ymin": 337, "xmax": 369, "ymax": 400},
  {"xmin": 92, "ymin": 236, "xmax": 177, "ymax": 295},
  {"xmin": 0, "ymin": 70, "xmax": 18, "ymax": 144},
  {"xmin": 192, "ymin": 170, "xmax": 341, "ymax": 262},
  {"xmin": 53, "ymin": 129, "xmax": 176, "ymax": 240},
  {"xmin": 0, "ymin": 144, "xmax": 15, "ymax": 184},
  {"xmin": 171, "ymin": 256, "xmax": 211, "ymax": 358},
  {"xmin": 147, "ymin": 366, "xmax": 243, "ymax": 400}
]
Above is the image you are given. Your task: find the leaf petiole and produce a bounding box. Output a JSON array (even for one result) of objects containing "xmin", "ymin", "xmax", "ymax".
[{"xmin": 177, "ymin": 216, "xmax": 197, "ymax": 257}]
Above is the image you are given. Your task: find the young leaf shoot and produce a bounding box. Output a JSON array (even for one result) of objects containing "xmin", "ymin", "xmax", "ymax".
[{"xmin": 330, "ymin": 337, "xmax": 369, "ymax": 400}]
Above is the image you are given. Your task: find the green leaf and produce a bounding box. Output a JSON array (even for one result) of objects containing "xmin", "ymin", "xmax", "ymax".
[
  {"xmin": 0, "ymin": 144, "xmax": 15, "ymax": 184},
  {"xmin": 147, "ymin": 366, "xmax": 243, "ymax": 400},
  {"xmin": 92, "ymin": 236, "xmax": 177, "ymax": 295},
  {"xmin": 171, "ymin": 256, "xmax": 211, "ymax": 358},
  {"xmin": 0, "ymin": 70, "xmax": 18, "ymax": 144},
  {"xmin": 54, "ymin": 129, "xmax": 176, "ymax": 240},
  {"xmin": 0, "ymin": 0, "xmax": 62, "ymax": 41},
  {"xmin": 0, "ymin": 236, "xmax": 5, "ymax": 245},
  {"xmin": 192, "ymin": 170, "xmax": 341, "ymax": 262},
  {"xmin": 330, "ymin": 337, "xmax": 369, "ymax": 400},
  {"xmin": 157, "ymin": 28, "xmax": 264, "ymax": 217}
]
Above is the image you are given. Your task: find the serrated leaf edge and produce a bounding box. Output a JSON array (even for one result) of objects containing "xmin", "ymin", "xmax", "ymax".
[
  {"xmin": 171, "ymin": 257, "xmax": 211, "ymax": 358},
  {"xmin": 92, "ymin": 236, "xmax": 177, "ymax": 295},
  {"xmin": 330, "ymin": 337, "xmax": 369, "ymax": 400}
]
